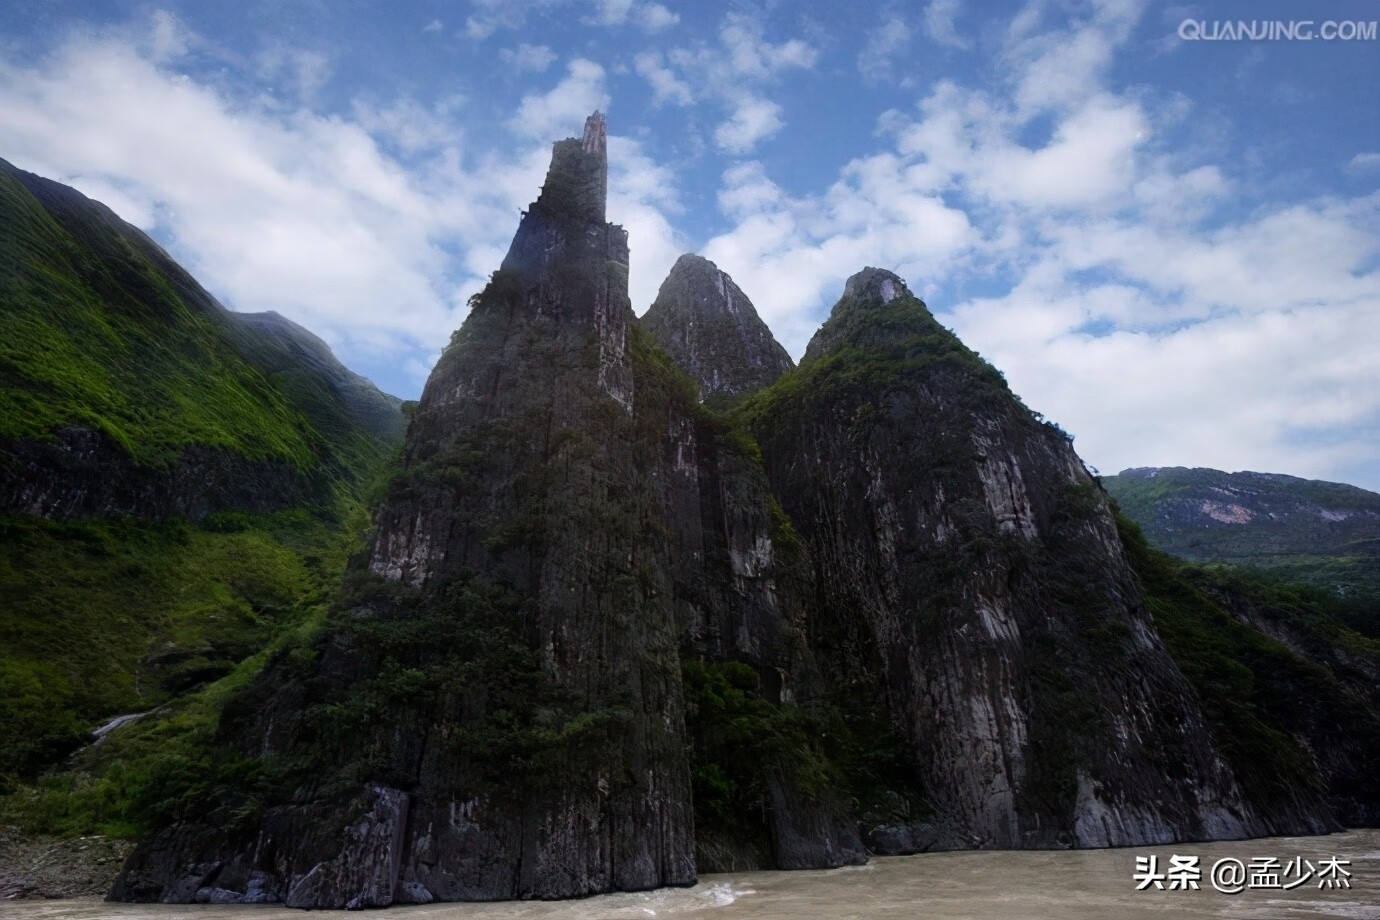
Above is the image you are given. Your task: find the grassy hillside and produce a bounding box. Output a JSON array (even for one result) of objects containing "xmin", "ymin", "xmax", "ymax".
[
  {"xmin": 1104, "ymin": 467, "xmax": 1380, "ymax": 609},
  {"xmin": 0, "ymin": 163, "xmax": 325, "ymax": 468},
  {"xmin": 1119, "ymin": 515, "xmax": 1380, "ymax": 822},
  {"xmin": 0, "ymin": 163, "xmax": 403, "ymax": 806}
]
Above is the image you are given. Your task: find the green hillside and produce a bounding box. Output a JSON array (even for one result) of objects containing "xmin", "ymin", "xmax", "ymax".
[
  {"xmin": 1104, "ymin": 466, "xmax": 1380, "ymax": 611},
  {"xmin": 0, "ymin": 162, "xmax": 403, "ymax": 792}
]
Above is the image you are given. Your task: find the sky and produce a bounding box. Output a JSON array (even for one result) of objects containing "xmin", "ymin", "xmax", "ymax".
[{"xmin": 0, "ymin": 0, "xmax": 1377, "ymax": 490}]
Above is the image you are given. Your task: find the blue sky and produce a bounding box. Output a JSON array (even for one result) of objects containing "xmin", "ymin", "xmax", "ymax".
[{"xmin": 1, "ymin": 0, "xmax": 1377, "ymax": 489}]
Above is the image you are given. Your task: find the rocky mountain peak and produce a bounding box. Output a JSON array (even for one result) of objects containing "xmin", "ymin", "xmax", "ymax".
[
  {"xmin": 802, "ymin": 267, "xmax": 933, "ymax": 363},
  {"xmin": 842, "ymin": 266, "xmax": 910, "ymax": 305},
  {"xmin": 526, "ymin": 110, "xmax": 609, "ymax": 225},
  {"xmin": 640, "ymin": 253, "xmax": 793, "ymax": 402}
]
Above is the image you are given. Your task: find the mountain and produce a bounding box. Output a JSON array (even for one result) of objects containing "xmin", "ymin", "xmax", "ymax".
[
  {"xmin": 0, "ymin": 158, "xmax": 402, "ymax": 519},
  {"xmin": 739, "ymin": 267, "xmax": 1341, "ymax": 847},
  {"xmin": 1103, "ymin": 467, "xmax": 1380, "ymax": 603},
  {"xmin": 640, "ymin": 253, "xmax": 793, "ymax": 403},
  {"xmin": 0, "ymin": 159, "xmax": 404, "ymax": 790},
  {"xmin": 0, "ymin": 113, "xmax": 1353, "ymax": 906}
]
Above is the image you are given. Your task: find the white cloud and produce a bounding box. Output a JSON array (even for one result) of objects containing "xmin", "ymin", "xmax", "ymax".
[
  {"xmin": 923, "ymin": 0, "xmax": 971, "ymax": 50},
  {"xmin": 149, "ymin": 10, "xmax": 191, "ymax": 61},
  {"xmin": 718, "ymin": 13, "xmax": 818, "ymax": 77},
  {"xmin": 859, "ymin": 15, "xmax": 913, "ymax": 84},
  {"xmin": 645, "ymin": 11, "xmax": 818, "ymax": 155},
  {"xmin": 714, "ymin": 95, "xmax": 784, "ymax": 154},
  {"xmin": 1348, "ymin": 152, "xmax": 1380, "ymax": 171},
  {"xmin": 507, "ymin": 59, "xmax": 609, "ymax": 139},
  {"xmin": 635, "ymin": 3, "xmax": 679, "ymax": 33},
  {"xmin": 499, "ymin": 43, "xmax": 557, "ymax": 73},
  {"xmin": 589, "ymin": 0, "xmax": 636, "ymax": 25},
  {"xmin": 464, "ymin": 0, "xmax": 551, "ymax": 39},
  {"xmin": 421, "ymin": 19, "xmax": 443, "ymax": 34},
  {"xmin": 634, "ymin": 51, "xmax": 693, "ymax": 107}
]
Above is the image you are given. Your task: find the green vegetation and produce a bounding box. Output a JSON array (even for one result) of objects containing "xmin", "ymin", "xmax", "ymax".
[
  {"xmin": 1103, "ymin": 467, "xmax": 1380, "ymax": 610},
  {"xmin": 736, "ymin": 292, "xmax": 1012, "ymax": 430},
  {"xmin": 0, "ymin": 503, "xmax": 369, "ymax": 794},
  {"xmin": 683, "ymin": 659, "xmax": 923, "ymax": 867},
  {"xmin": 1118, "ymin": 514, "xmax": 1380, "ymax": 809},
  {"xmin": 0, "ymin": 166, "xmax": 327, "ymax": 468},
  {"xmin": 0, "ymin": 162, "xmax": 405, "ymax": 834}
]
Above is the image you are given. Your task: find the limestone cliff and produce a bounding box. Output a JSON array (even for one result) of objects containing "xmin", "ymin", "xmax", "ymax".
[
  {"xmin": 641, "ymin": 253, "xmax": 793, "ymax": 403},
  {"xmin": 741, "ymin": 268, "xmax": 1339, "ymax": 848},
  {"xmin": 111, "ymin": 113, "xmax": 861, "ymax": 907}
]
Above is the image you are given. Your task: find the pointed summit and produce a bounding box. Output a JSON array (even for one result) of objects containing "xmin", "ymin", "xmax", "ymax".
[
  {"xmin": 522, "ymin": 110, "xmax": 609, "ymax": 225},
  {"xmin": 641, "ymin": 253, "xmax": 794, "ymax": 403}
]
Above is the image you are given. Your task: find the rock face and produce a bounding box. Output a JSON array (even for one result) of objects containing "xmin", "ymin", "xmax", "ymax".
[
  {"xmin": 742, "ymin": 268, "xmax": 1339, "ymax": 848},
  {"xmin": 113, "ymin": 112, "xmax": 861, "ymax": 907},
  {"xmin": 641, "ymin": 254, "xmax": 793, "ymax": 403},
  {"xmin": 109, "ymin": 127, "xmax": 1359, "ymax": 909}
]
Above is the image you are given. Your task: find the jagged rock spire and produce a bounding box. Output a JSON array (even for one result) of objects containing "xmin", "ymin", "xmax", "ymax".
[{"xmin": 526, "ymin": 110, "xmax": 609, "ymax": 224}]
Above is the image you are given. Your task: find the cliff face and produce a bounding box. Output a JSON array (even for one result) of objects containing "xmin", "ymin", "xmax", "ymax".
[
  {"xmin": 741, "ymin": 268, "xmax": 1339, "ymax": 848},
  {"xmin": 112, "ymin": 113, "xmax": 861, "ymax": 907},
  {"xmin": 640, "ymin": 253, "xmax": 793, "ymax": 403},
  {"xmin": 102, "ymin": 122, "xmax": 1370, "ymax": 909}
]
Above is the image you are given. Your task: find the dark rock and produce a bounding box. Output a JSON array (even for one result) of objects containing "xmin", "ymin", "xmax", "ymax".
[
  {"xmin": 863, "ymin": 822, "xmax": 941, "ymax": 856},
  {"xmin": 641, "ymin": 253, "xmax": 793, "ymax": 403},
  {"xmin": 745, "ymin": 268, "xmax": 1340, "ymax": 849},
  {"xmin": 1, "ymin": 425, "xmax": 332, "ymax": 521}
]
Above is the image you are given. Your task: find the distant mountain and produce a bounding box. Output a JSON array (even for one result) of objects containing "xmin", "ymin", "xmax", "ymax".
[
  {"xmin": 0, "ymin": 158, "xmax": 403, "ymax": 520},
  {"xmin": 1103, "ymin": 467, "xmax": 1380, "ymax": 601}
]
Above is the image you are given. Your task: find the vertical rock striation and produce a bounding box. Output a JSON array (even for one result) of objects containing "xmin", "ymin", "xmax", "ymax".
[
  {"xmin": 641, "ymin": 254, "xmax": 793, "ymax": 404},
  {"xmin": 742, "ymin": 268, "xmax": 1339, "ymax": 850},
  {"xmin": 111, "ymin": 113, "xmax": 862, "ymax": 907},
  {"xmin": 109, "ymin": 129, "xmax": 1353, "ymax": 911}
]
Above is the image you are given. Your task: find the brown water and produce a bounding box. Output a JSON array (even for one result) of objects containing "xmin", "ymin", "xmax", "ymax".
[{"xmin": 7, "ymin": 830, "xmax": 1378, "ymax": 920}]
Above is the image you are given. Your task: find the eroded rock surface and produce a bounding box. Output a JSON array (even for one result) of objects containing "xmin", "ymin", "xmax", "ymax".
[{"xmin": 641, "ymin": 254, "xmax": 793, "ymax": 403}]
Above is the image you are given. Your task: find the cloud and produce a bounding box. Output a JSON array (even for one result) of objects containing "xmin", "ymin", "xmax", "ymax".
[
  {"xmin": 703, "ymin": 157, "xmax": 978, "ymax": 354},
  {"xmin": 858, "ymin": 15, "xmax": 913, "ymax": 84},
  {"xmin": 1348, "ymin": 152, "xmax": 1380, "ymax": 172},
  {"xmin": 507, "ymin": 59, "xmax": 609, "ymax": 139},
  {"xmin": 714, "ymin": 95, "xmax": 785, "ymax": 154},
  {"xmin": 923, "ymin": 0, "xmax": 971, "ymax": 50},
  {"xmin": 642, "ymin": 11, "xmax": 818, "ymax": 155},
  {"xmin": 635, "ymin": 3, "xmax": 680, "ymax": 33},
  {"xmin": 421, "ymin": 19, "xmax": 443, "ymax": 34},
  {"xmin": 464, "ymin": 0, "xmax": 553, "ymax": 39},
  {"xmin": 0, "ymin": 26, "xmax": 680, "ymax": 397},
  {"xmin": 499, "ymin": 43, "xmax": 557, "ymax": 73},
  {"xmin": 634, "ymin": 51, "xmax": 693, "ymax": 107},
  {"xmin": 149, "ymin": 9, "xmax": 191, "ymax": 61}
]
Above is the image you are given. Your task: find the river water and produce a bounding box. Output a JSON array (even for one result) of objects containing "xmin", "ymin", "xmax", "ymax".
[{"xmin": 8, "ymin": 829, "xmax": 1378, "ymax": 920}]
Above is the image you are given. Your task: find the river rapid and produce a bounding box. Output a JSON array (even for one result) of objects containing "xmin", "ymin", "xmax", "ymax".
[{"xmin": 7, "ymin": 829, "xmax": 1378, "ymax": 920}]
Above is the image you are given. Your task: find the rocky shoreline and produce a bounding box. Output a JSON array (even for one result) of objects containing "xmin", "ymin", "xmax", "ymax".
[{"xmin": 0, "ymin": 827, "xmax": 134, "ymax": 901}]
